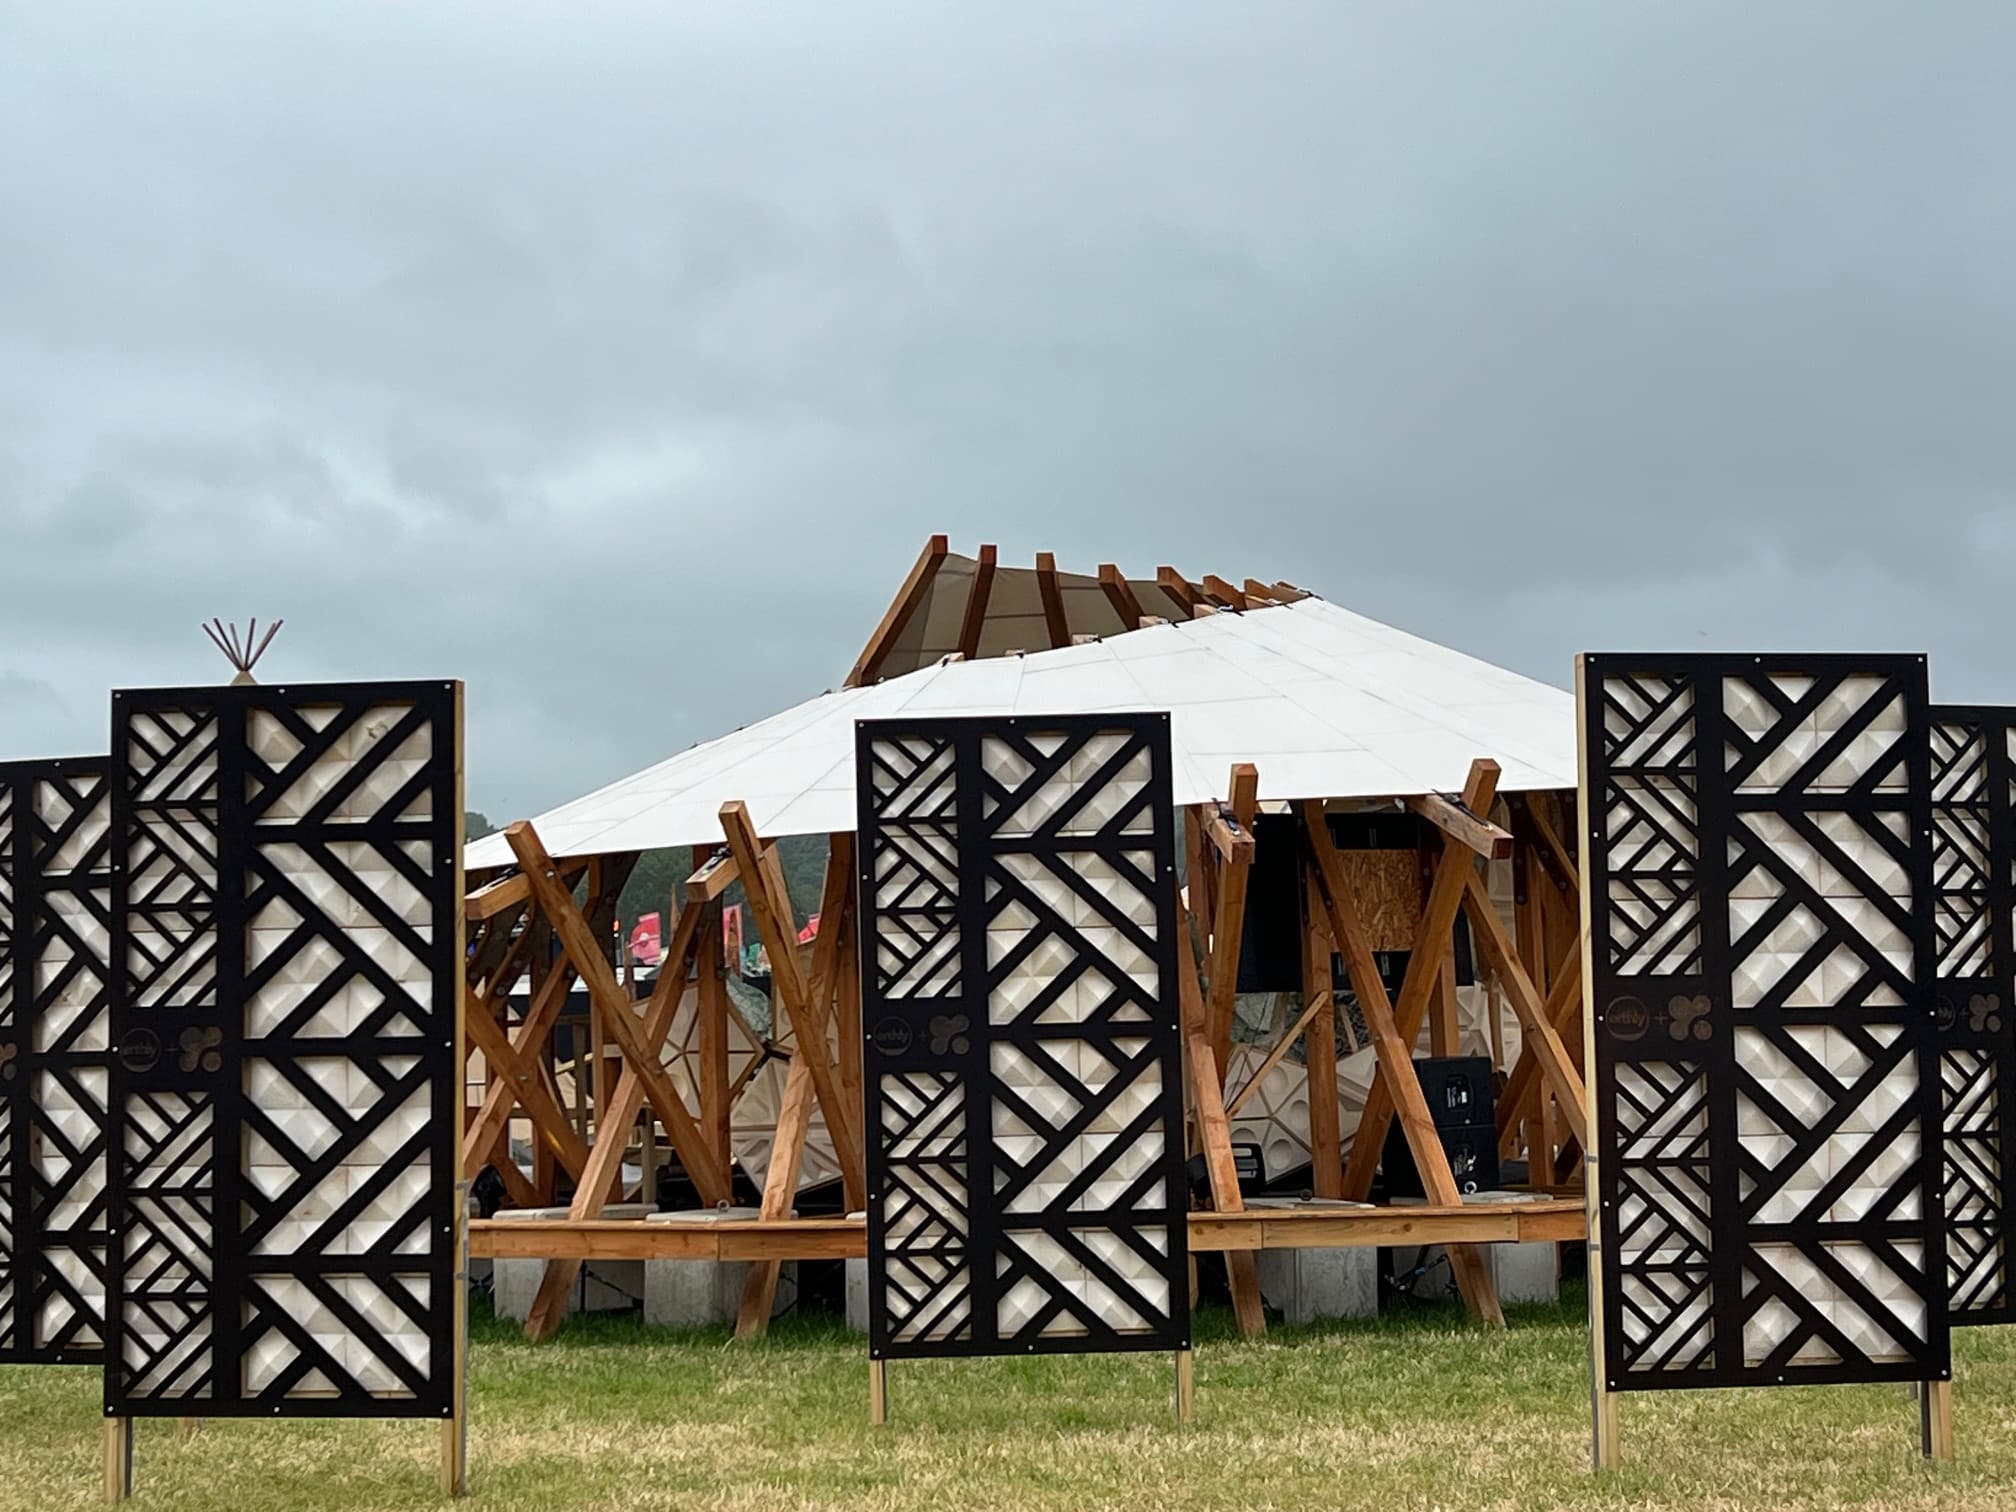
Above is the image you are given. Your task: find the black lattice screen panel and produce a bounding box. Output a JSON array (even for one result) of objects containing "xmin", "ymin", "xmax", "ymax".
[
  {"xmin": 1928, "ymin": 705, "xmax": 2016, "ymax": 1324},
  {"xmin": 107, "ymin": 682, "xmax": 462, "ymax": 1417},
  {"xmin": 1580, "ymin": 655, "xmax": 1949, "ymax": 1391},
  {"xmin": 856, "ymin": 713, "xmax": 1188, "ymax": 1360},
  {"xmin": 0, "ymin": 758, "xmax": 113, "ymax": 1364}
]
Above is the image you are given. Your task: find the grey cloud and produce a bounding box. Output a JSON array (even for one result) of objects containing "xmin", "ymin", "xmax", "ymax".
[{"xmin": 2, "ymin": 1, "xmax": 2011, "ymax": 816}]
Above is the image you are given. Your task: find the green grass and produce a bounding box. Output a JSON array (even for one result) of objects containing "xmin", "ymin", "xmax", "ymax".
[{"xmin": 5, "ymin": 1288, "xmax": 2015, "ymax": 1510}]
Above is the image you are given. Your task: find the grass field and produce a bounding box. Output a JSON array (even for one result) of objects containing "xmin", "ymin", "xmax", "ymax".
[{"xmin": 5, "ymin": 1287, "xmax": 2016, "ymax": 1510}]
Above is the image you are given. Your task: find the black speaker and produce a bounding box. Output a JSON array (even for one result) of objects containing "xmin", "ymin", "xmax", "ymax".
[
  {"xmin": 1380, "ymin": 1056, "xmax": 1500, "ymax": 1196},
  {"xmin": 1235, "ymin": 814, "xmax": 1305, "ymax": 992}
]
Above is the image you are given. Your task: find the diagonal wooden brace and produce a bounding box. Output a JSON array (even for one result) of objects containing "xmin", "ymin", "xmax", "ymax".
[
  {"xmin": 1305, "ymin": 799, "xmax": 1505, "ymax": 1327},
  {"xmin": 1340, "ymin": 760, "xmax": 1502, "ymax": 1200}
]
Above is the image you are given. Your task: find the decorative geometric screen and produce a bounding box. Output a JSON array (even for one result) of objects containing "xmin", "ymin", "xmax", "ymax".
[
  {"xmin": 1928, "ymin": 705, "xmax": 2016, "ymax": 1324},
  {"xmin": 1580, "ymin": 655, "xmax": 1949, "ymax": 1391},
  {"xmin": 0, "ymin": 758, "xmax": 113, "ymax": 1364},
  {"xmin": 107, "ymin": 681, "xmax": 462, "ymax": 1417},
  {"xmin": 856, "ymin": 713, "xmax": 1188, "ymax": 1361}
]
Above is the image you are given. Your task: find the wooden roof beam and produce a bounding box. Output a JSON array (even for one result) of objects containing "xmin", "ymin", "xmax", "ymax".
[
  {"xmin": 956, "ymin": 542, "xmax": 997, "ymax": 660},
  {"xmin": 1406, "ymin": 783, "xmax": 1514, "ymax": 860},
  {"xmin": 1156, "ymin": 566, "xmax": 1200, "ymax": 614},
  {"xmin": 1035, "ymin": 551, "xmax": 1071, "ymax": 648},
  {"xmin": 1201, "ymin": 574, "xmax": 1249, "ymax": 609},
  {"xmin": 1097, "ymin": 563, "xmax": 1145, "ymax": 628},
  {"xmin": 846, "ymin": 533, "xmax": 949, "ymax": 687}
]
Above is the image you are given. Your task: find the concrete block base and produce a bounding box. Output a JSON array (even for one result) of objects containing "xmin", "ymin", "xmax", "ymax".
[
  {"xmin": 1247, "ymin": 1199, "xmax": 1379, "ymax": 1323},
  {"xmin": 491, "ymin": 1204, "xmax": 652, "ymax": 1323},
  {"xmin": 644, "ymin": 1207, "xmax": 797, "ymax": 1329}
]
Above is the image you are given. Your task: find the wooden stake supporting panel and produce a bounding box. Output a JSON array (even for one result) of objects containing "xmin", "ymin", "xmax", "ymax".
[
  {"xmin": 869, "ymin": 1359, "xmax": 889, "ymax": 1426},
  {"xmin": 1175, "ymin": 1349, "xmax": 1195, "ymax": 1423},
  {"xmin": 1921, "ymin": 1379, "xmax": 1955, "ymax": 1461},
  {"xmin": 102, "ymin": 1418, "xmax": 133, "ymax": 1503}
]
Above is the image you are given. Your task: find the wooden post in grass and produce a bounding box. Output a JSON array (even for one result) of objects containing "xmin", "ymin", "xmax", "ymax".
[
  {"xmin": 102, "ymin": 1417, "xmax": 132, "ymax": 1502},
  {"xmin": 868, "ymin": 1359, "xmax": 889, "ymax": 1426},
  {"xmin": 1175, "ymin": 1349, "xmax": 1195, "ymax": 1423}
]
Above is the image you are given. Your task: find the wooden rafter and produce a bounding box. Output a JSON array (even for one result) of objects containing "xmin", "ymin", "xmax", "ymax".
[
  {"xmin": 1340, "ymin": 760, "xmax": 1501, "ymax": 1200},
  {"xmin": 464, "ymin": 858, "xmax": 588, "ymax": 922},
  {"xmin": 1034, "ymin": 551, "xmax": 1070, "ymax": 649},
  {"xmin": 1301, "ymin": 870, "xmax": 1343, "ymax": 1196},
  {"xmin": 1097, "ymin": 562, "xmax": 1145, "ymax": 627},
  {"xmin": 1200, "ymin": 574, "xmax": 1248, "ymax": 609},
  {"xmin": 1303, "ymin": 800, "xmax": 1504, "ymax": 1326},
  {"xmin": 1525, "ymin": 791, "xmax": 1580, "ymax": 894},
  {"xmin": 1495, "ymin": 934, "xmax": 1581, "ymax": 1155},
  {"xmin": 846, "ymin": 533, "xmax": 949, "ymax": 687},
  {"xmin": 957, "ymin": 543, "xmax": 998, "ymax": 661},
  {"xmin": 1156, "ymin": 566, "xmax": 1200, "ymax": 614}
]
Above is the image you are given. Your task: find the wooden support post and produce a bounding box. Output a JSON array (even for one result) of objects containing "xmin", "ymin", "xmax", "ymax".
[
  {"xmin": 445, "ymin": 738, "xmax": 470, "ymax": 1497},
  {"xmin": 1430, "ymin": 942, "xmax": 1460, "ymax": 1057},
  {"xmin": 1302, "ymin": 870, "xmax": 1342, "ymax": 1197},
  {"xmin": 696, "ymin": 874, "xmax": 731, "ymax": 1179},
  {"xmin": 517, "ymin": 880, "xmax": 715, "ymax": 1340},
  {"xmin": 719, "ymin": 805, "xmax": 865, "ymax": 1207},
  {"xmin": 847, "ymin": 533, "xmax": 948, "ymax": 687},
  {"xmin": 102, "ymin": 1417, "xmax": 133, "ymax": 1502},
  {"xmin": 1206, "ymin": 764, "xmax": 1259, "ymax": 1069},
  {"xmin": 869, "ymin": 1359, "xmax": 889, "ymax": 1426},
  {"xmin": 1303, "ymin": 802, "xmax": 1503, "ymax": 1326},
  {"xmin": 1340, "ymin": 761, "xmax": 1502, "ymax": 1200},
  {"xmin": 1177, "ymin": 896, "xmax": 1265, "ymax": 1337},
  {"xmin": 1175, "ymin": 1349, "xmax": 1195, "ymax": 1423}
]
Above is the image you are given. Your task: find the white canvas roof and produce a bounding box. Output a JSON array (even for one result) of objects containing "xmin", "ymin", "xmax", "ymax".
[{"xmin": 467, "ymin": 597, "xmax": 1575, "ymax": 867}]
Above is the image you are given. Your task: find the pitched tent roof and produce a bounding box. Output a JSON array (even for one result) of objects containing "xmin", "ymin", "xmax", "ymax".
[{"xmin": 469, "ymin": 597, "xmax": 1574, "ymax": 867}]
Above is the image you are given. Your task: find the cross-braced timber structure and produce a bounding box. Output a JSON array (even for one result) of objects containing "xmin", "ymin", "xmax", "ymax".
[{"xmin": 462, "ymin": 536, "xmax": 1590, "ymax": 1338}]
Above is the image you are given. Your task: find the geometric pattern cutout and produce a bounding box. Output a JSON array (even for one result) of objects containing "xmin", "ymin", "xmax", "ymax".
[
  {"xmin": 0, "ymin": 758, "xmax": 114, "ymax": 1364},
  {"xmin": 1929, "ymin": 706, "xmax": 2016, "ymax": 1324},
  {"xmin": 858, "ymin": 713, "xmax": 1188, "ymax": 1360},
  {"xmin": 1582, "ymin": 655, "xmax": 1949, "ymax": 1391},
  {"xmin": 107, "ymin": 682, "xmax": 461, "ymax": 1417}
]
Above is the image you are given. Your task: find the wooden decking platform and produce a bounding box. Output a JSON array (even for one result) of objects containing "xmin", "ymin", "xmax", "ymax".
[{"xmin": 469, "ymin": 1198, "xmax": 1586, "ymax": 1262}]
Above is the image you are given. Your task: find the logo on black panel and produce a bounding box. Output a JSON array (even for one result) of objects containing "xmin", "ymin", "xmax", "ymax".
[
  {"xmin": 927, "ymin": 1013, "xmax": 970, "ymax": 1055},
  {"xmin": 1666, "ymin": 994, "xmax": 1712, "ymax": 1043},
  {"xmin": 872, "ymin": 1017, "xmax": 914, "ymax": 1056},
  {"xmin": 1935, "ymin": 994, "xmax": 1960, "ymax": 1031},
  {"xmin": 1606, "ymin": 996, "xmax": 1650, "ymax": 1043},
  {"xmin": 118, "ymin": 1028, "xmax": 161, "ymax": 1073}
]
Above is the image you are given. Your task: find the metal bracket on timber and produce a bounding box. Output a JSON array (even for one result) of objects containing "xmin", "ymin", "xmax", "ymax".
[
  {"xmin": 847, "ymin": 533, "xmax": 949, "ymax": 687},
  {"xmin": 735, "ymin": 832, "xmax": 859, "ymax": 1338}
]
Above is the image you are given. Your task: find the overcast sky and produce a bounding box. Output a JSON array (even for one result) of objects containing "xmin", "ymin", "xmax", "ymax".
[{"xmin": 3, "ymin": 2, "xmax": 2010, "ymax": 818}]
